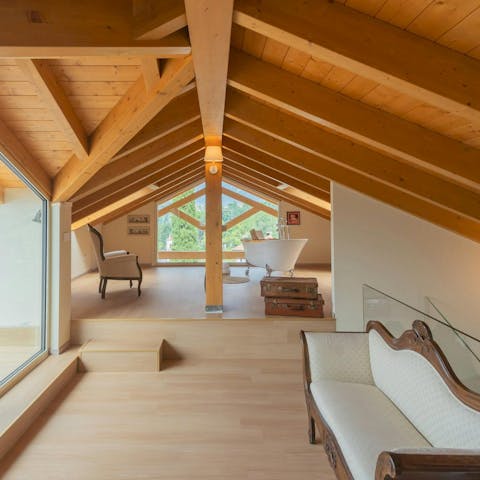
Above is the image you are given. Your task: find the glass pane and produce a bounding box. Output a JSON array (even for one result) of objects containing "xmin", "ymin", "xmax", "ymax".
[
  {"xmin": 363, "ymin": 284, "xmax": 480, "ymax": 393},
  {"xmin": 222, "ymin": 211, "xmax": 278, "ymax": 251},
  {"xmin": 157, "ymin": 182, "xmax": 279, "ymax": 264},
  {"xmin": 0, "ymin": 157, "xmax": 46, "ymax": 385}
]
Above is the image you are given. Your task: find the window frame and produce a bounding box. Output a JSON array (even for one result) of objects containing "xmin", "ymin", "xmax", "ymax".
[{"xmin": 0, "ymin": 153, "xmax": 49, "ymax": 397}]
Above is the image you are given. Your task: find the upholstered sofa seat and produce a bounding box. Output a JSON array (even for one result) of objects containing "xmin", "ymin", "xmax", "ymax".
[{"xmin": 310, "ymin": 380, "xmax": 430, "ymax": 479}]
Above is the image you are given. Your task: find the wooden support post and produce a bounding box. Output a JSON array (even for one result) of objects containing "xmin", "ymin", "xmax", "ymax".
[{"xmin": 205, "ymin": 158, "xmax": 223, "ymax": 313}]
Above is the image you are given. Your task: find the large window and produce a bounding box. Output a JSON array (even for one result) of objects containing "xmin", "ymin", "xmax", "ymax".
[
  {"xmin": 157, "ymin": 182, "xmax": 278, "ymax": 263},
  {"xmin": 0, "ymin": 154, "xmax": 47, "ymax": 391}
]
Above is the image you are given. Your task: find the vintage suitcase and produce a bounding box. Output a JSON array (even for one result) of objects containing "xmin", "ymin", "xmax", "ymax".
[
  {"xmin": 265, "ymin": 295, "xmax": 324, "ymax": 317},
  {"xmin": 260, "ymin": 276, "xmax": 318, "ymax": 299}
]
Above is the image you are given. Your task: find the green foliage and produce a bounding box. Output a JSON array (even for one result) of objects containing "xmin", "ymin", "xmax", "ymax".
[
  {"xmin": 222, "ymin": 195, "xmax": 249, "ymax": 223},
  {"xmin": 157, "ymin": 213, "xmax": 171, "ymax": 251},
  {"xmin": 157, "ymin": 184, "xmax": 278, "ymax": 257},
  {"xmin": 222, "ymin": 211, "xmax": 277, "ymax": 250}
]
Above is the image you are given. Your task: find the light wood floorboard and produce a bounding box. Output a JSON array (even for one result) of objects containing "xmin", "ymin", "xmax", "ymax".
[
  {"xmin": 71, "ymin": 265, "xmax": 332, "ymax": 320},
  {"xmin": 0, "ymin": 358, "xmax": 336, "ymax": 480}
]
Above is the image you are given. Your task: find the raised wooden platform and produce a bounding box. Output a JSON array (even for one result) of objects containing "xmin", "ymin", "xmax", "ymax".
[
  {"xmin": 71, "ymin": 317, "xmax": 336, "ymax": 360},
  {"xmin": 1, "ymin": 317, "xmax": 336, "ymax": 477}
]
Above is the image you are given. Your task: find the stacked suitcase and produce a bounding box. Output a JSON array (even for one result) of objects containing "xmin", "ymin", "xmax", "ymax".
[{"xmin": 260, "ymin": 276, "xmax": 324, "ymax": 317}]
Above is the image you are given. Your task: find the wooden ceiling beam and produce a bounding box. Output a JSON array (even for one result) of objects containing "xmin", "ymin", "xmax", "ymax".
[
  {"xmin": 0, "ymin": 119, "xmax": 51, "ymax": 199},
  {"xmin": 133, "ymin": 0, "xmax": 187, "ymax": 41},
  {"xmin": 223, "ymin": 163, "xmax": 319, "ymax": 211},
  {"xmin": 72, "ymin": 148, "xmax": 204, "ymax": 215},
  {"xmin": 53, "ymin": 55, "xmax": 195, "ymax": 202},
  {"xmin": 222, "ymin": 137, "xmax": 331, "ymax": 194},
  {"xmin": 225, "ymin": 181, "xmax": 277, "ymax": 206},
  {"xmin": 72, "ymin": 162, "xmax": 204, "ymax": 224},
  {"xmin": 71, "ymin": 187, "xmax": 157, "ymax": 230},
  {"xmin": 228, "ymin": 50, "xmax": 480, "ymax": 190},
  {"xmin": 224, "ymin": 207, "xmax": 259, "ymax": 230},
  {"xmin": 116, "ymin": 89, "xmax": 200, "ymax": 159},
  {"xmin": 224, "ymin": 122, "xmax": 480, "ymax": 243},
  {"xmin": 157, "ymin": 187, "xmax": 206, "ymax": 218},
  {"xmin": 97, "ymin": 176, "xmax": 205, "ymax": 227},
  {"xmin": 223, "ymin": 165, "xmax": 330, "ymax": 219},
  {"xmin": 223, "ymin": 170, "xmax": 282, "ymax": 201},
  {"xmin": 234, "ymin": 0, "xmax": 480, "ymax": 123},
  {"xmin": 171, "ymin": 207, "xmax": 204, "ymax": 230},
  {"xmin": 16, "ymin": 59, "xmax": 88, "ymax": 160},
  {"xmin": 223, "ymin": 144, "xmax": 330, "ymax": 203},
  {"xmin": 73, "ymin": 123, "xmax": 203, "ymax": 200},
  {"xmin": 140, "ymin": 57, "xmax": 162, "ymax": 92},
  {"xmin": 0, "ymin": 1, "xmax": 190, "ymax": 57},
  {"xmin": 185, "ymin": 0, "xmax": 234, "ymax": 145},
  {"xmin": 224, "ymin": 98, "xmax": 480, "ymax": 222},
  {"xmin": 153, "ymin": 164, "xmax": 204, "ymax": 191},
  {"xmin": 223, "ymin": 162, "xmax": 329, "ymax": 217},
  {"xmin": 222, "ymin": 186, "xmax": 278, "ymax": 217}
]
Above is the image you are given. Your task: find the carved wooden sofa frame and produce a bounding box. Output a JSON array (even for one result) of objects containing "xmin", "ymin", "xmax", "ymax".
[{"xmin": 300, "ymin": 320, "xmax": 480, "ymax": 479}]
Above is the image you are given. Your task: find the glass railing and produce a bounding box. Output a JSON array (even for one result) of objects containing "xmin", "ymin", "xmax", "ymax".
[{"xmin": 363, "ymin": 284, "xmax": 480, "ymax": 394}]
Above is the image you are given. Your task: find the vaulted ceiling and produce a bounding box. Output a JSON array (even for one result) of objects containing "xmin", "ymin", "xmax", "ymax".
[{"xmin": 0, "ymin": 0, "xmax": 479, "ymax": 240}]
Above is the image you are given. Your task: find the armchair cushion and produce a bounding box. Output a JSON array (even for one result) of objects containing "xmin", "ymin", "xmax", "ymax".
[
  {"xmin": 310, "ymin": 380, "xmax": 429, "ymax": 480},
  {"xmin": 101, "ymin": 254, "xmax": 141, "ymax": 278}
]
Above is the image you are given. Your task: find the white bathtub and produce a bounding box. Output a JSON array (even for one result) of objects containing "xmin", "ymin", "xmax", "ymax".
[{"xmin": 241, "ymin": 239, "xmax": 308, "ymax": 276}]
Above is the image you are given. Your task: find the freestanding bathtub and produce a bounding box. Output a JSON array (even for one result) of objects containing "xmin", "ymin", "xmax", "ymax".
[{"xmin": 241, "ymin": 238, "xmax": 308, "ymax": 276}]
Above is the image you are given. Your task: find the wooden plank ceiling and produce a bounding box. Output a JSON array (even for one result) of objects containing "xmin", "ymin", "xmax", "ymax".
[{"xmin": 0, "ymin": 0, "xmax": 478, "ymax": 242}]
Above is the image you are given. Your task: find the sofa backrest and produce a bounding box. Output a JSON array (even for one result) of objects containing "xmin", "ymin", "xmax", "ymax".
[
  {"xmin": 369, "ymin": 328, "xmax": 480, "ymax": 449},
  {"xmin": 305, "ymin": 332, "xmax": 374, "ymax": 385}
]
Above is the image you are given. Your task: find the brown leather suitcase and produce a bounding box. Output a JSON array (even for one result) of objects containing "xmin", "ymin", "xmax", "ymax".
[
  {"xmin": 264, "ymin": 295, "xmax": 324, "ymax": 317},
  {"xmin": 260, "ymin": 276, "xmax": 318, "ymax": 299}
]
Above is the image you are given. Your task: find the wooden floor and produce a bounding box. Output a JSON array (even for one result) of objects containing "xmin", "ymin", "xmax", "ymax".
[
  {"xmin": 71, "ymin": 265, "xmax": 332, "ymax": 320},
  {"xmin": 0, "ymin": 358, "xmax": 336, "ymax": 480}
]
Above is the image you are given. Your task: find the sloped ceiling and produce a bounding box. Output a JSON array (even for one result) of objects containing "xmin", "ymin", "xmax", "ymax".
[{"xmin": 0, "ymin": 0, "xmax": 478, "ymax": 241}]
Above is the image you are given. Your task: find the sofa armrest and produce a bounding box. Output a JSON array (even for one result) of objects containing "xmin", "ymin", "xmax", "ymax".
[
  {"xmin": 301, "ymin": 331, "xmax": 374, "ymax": 385},
  {"xmin": 376, "ymin": 449, "xmax": 480, "ymax": 479}
]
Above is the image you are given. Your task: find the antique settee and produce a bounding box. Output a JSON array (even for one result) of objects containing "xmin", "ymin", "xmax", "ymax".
[{"xmin": 301, "ymin": 320, "xmax": 480, "ymax": 479}]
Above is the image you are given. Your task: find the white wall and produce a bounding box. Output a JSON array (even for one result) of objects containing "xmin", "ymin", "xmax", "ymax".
[
  {"xmin": 71, "ymin": 225, "xmax": 98, "ymax": 278},
  {"xmin": 101, "ymin": 202, "xmax": 156, "ymax": 265},
  {"xmin": 279, "ymin": 201, "xmax": 331, "ymax": 264},
  {"xmin": 0, "ymin": 188, "xmax": 44, "ymax": 329},
  {"xmin": 331, "ymin": 183, "xmax": 480, "ymax": 342}
]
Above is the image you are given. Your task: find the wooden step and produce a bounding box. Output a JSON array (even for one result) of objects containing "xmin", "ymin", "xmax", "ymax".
[{"xmin": 78, "ymin": 340, "xmax": 164, "ymax": 372}]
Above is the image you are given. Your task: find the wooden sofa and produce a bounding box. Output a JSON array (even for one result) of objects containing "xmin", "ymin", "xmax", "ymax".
[{"xmin": 301, "ymin": 320, "xmax": 480, "ymax": 479}]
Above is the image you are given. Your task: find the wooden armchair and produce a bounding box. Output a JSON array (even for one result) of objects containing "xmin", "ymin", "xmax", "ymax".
[{"xmin": 88, "ymin": 224, "xmax": 142, "ymax": 299}]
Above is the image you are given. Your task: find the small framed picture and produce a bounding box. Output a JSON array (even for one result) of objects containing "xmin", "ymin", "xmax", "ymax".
[
  {"xmin": 286, "ymin": 211, "xmax": 301, "ymax": 225},
  {"xmin": 128, "ymin": 214, "xmax": 150, "ymax": 224},
  {"xmin": 128, "ymin": 225, "xmax": 150, "ymax": 235}
]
